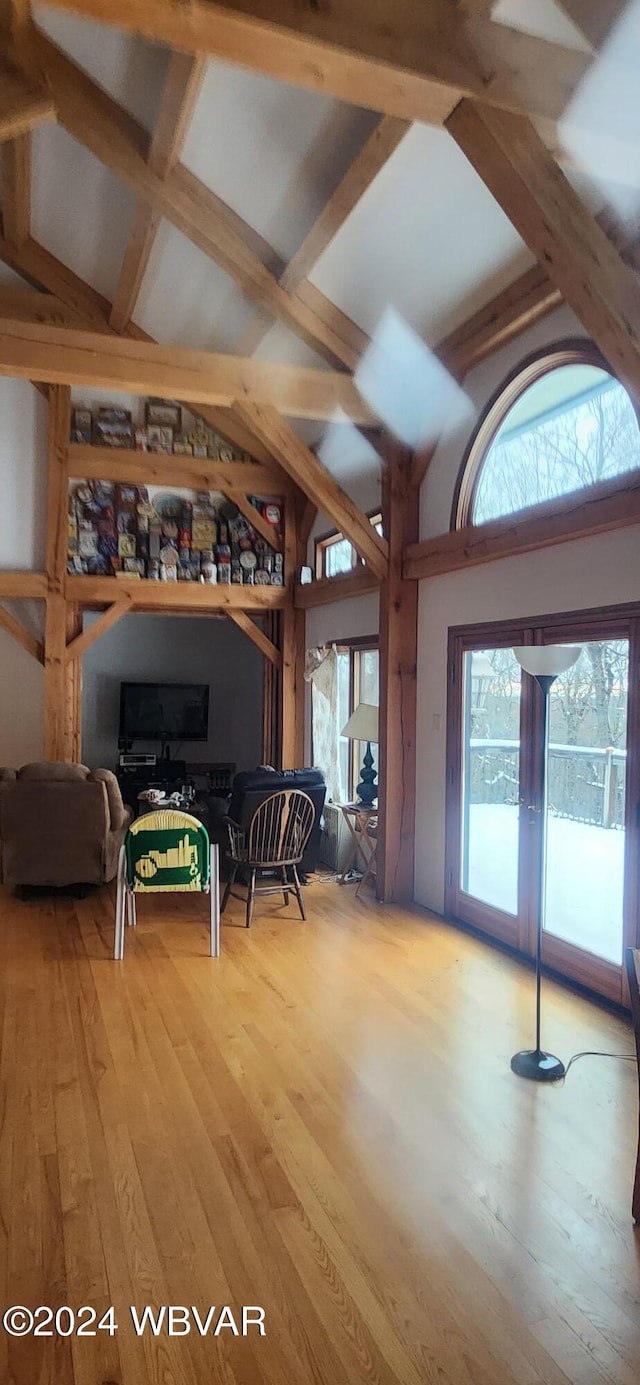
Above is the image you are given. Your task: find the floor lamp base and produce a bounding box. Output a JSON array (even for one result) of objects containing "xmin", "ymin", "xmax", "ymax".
[{"xmin": 510, "ymin": 1048, "xmax": 565, "ymax": 1082}]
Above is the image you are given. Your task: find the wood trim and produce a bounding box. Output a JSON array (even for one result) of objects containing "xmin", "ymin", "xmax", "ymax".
[
  {"xmin": 227, "ymin": 608, "xmax": 281, "ymax": 668},
  {"xmin": 439, "ymin": 266, "xmax": 563, "ymax": 380},
  {"xmin": 64, "ymin": 597, "xmax": 132, "ymax": 662},
  {"xmin": 234, "ymin": 403, "xmax": 389, "ymax": 580},
  {"xmin": 294, "ymin": 567, "xmax": 380, "ymax": 609},
  {"xmin": 0, "ymin": 570, "xmax": 47, "ymax": 597},
  {"xmin": 67, "ymin": 444, "xmax": 290, "ymax": 494},
  {"xmin": 65, "ymin": 575, "xmax": 287, "ymax": 611},
  {"xmin": 404, "ymin": 469, "xmax": 640, "ymax": 580},
  {"xmin": 0, "ymin": 601, "xmax": 43, "ymax": 663},
  {"xmin": 0, "ymin": 315, "xmax": 372, "ymax": 421},
  {"xmin": 447, "ymin": 100, "xmax": 640, "ymax": 405},
  {"xmin": 42, "ymin": 0, "xmax": 591, "ymax": 125}
]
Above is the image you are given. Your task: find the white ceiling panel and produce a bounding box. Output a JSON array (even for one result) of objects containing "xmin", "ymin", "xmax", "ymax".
[
  {"xmin": 181, "ymin": 60, "xmax": 378, "ymax": 263},
  {"xmin": 32, "ymin": 125, "xmax": 137, "ymax": 303},
  {"xmin": 34, "ymin": 3, "xmax": 169, "ymax": 131},
  {"xmin": 134, "ymin": 220, "xmax": 259, "ymax": 351},
  {"xmin": 309, "ymin": 124, "xmax": 535, "ymax": 347}
]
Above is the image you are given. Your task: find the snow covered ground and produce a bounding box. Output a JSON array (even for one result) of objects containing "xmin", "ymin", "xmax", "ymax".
[{"xmin": 465, "ymin": 803, "xmax": 624, "ymax": 964}]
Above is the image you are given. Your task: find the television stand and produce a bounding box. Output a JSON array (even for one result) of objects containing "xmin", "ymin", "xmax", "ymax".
[{"xmin": 116, "ymin": 758, "xmax": 187, "ymax": 814}]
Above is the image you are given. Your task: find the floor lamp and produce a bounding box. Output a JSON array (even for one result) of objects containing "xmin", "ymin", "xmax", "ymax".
[{"xmin": 511, "ymin": 644, "xmax": 581, "ymax": 1082}]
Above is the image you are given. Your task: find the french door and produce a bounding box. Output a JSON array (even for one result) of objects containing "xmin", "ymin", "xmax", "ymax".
[{"xmin": 445, "ymin": 607, "xmax": 640, "ymax": 1004}]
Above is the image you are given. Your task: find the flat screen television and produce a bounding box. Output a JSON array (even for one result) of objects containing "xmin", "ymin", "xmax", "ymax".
[{"xmin": 119, "ymin": 682, "xmax": 209, "ymax": 743}]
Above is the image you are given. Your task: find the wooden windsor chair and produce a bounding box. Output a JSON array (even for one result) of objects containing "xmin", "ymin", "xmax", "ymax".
[{"xmin": 221, "ymin": 788, "xmax": 315, "ymax": 928}]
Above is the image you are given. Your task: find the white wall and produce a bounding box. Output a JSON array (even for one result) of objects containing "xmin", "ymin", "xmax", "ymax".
[
  {"xmin": 0, "ymin": 379, "xmax": 48, "ymax": 765},
  {"xmin": 81, "ymin": 612, "xmax": 263, "ymax": 771},
  {"xmin": 414, "ymin": 306, "xmax": 640, "ymax": 915}
]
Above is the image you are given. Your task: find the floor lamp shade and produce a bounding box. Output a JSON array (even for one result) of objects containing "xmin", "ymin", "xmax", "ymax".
[
  {"xmin": 510, "ymin": 643, "xmax": 580, "ymax": 1081},
  {"xmin": 513, "ymin": 646, "xmax": 581, "ymax": 679},
  {"xmin": 341, "ymin": 703, "xmax": 379, "ymax": 805}
]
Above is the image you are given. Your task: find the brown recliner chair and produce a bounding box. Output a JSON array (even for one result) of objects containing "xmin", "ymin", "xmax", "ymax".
[{"xmin": 0, "ymin": 763, "xmax": 133, "ymax": 888}]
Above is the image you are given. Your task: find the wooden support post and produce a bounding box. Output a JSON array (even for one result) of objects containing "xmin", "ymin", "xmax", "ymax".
[
  {"xmin": 280, "ymin": 494, "xmax": 305, "ymax": 768},
  {"xmin": 43, "ymin": 384, "xmax": 72, "ymax": 760},
  {"xmin": 377, "ymin": 443, "xmax": 418, "ymax": 903},
  {"xmin": 65, "ymin": 602, "xmax": 82, "ymax": 762}
]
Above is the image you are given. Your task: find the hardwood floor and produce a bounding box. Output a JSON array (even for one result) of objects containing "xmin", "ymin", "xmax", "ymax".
[{"xmin": 0, "ymin": 878, "xmax": 638, "ymax": 1385}]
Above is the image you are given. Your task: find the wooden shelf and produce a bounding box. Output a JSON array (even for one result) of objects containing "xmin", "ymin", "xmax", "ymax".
[
  {"xmin": 67, "ymin": 443, "xmax": 291, "ymax": 494},
  {"xmin": 65, "ymin": 574, "xmax": 287, "ymax": 611}
]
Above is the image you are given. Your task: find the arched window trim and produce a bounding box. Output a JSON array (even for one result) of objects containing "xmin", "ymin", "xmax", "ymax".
[{"xmin": 451, "ymin": 339, "xmax": 639, "ymax": 532}]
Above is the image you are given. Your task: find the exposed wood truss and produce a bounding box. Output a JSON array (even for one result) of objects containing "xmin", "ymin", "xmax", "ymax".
[
  {"xmin": 43, "ymin": 0, "xmax": 590, "ymax": 125},
  {"xmin": 233, "ymin": 402, "xmax": 389, "ymax": 580},
  {"xmin": 0, "ymin": 53, "xmax": 54, "ymax": 140},
  {"xmin": 241, "ymin": 115, "xmax": 410, "ymax": 356},
  {"xmin": 0, "ymin": 601, "xmax": 43, "ymax": 663},
  {"xmin": 110, "ymin": 51, "xmax": 206, "ymax": 333},
  {"xmin": 0, "ymin": 316, "xmax": 373, "ymax": 420},
  {"xmin": 0, "ymin": 570, "xmax": 46, "ymax": 597},
  {"xmin": 447, "ymin": 101, "xmax": 640, "ymax": 405},
  {"xmin": 23, "ymin": 32, "xmax": 362, "ymax": 371},
  {"xmin": 226, "ymin": 609, "xmax": 281, "ymax": 668},
  {"xmin": 64, "ymin": 597, "xmax": 132, "ymax": 662},
  {"xmin": 1, "ymin": 134, "xmax": 31, "ymax": 245}
]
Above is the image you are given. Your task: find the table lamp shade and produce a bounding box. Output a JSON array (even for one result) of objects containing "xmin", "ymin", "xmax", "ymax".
[{"xmin": 341, "ymin": 702, "xmax": 379, "ymax": 743}]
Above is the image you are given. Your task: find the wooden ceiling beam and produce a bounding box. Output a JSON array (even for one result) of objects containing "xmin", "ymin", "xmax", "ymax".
[
  {"xmin": 0, "ymin": 601, "xmax": 44, "ymax": 663},
  {"xmin": 233, "ymin": 402, "xmax": 389, "ymax": 580},
  {"xmin": 226, "ymin": 609, "xmax": 281, "ymax": 667},
  {"xmin": 447, "ymin": 100, "xmax": 640, "ymax": 405},
  {"xmin": 23, "ymin": 31, "xmax": 360, "ymax": 370},
  {"xmin": 404, "ymin": 469, "xmax": 640, "ymax": 580},
  {"xmin": 0, "ymin": 234, "xmax": 298, "ymax": 466},
  {"xmin": 0, "ymin": 55, "xmax": 54, "ymax": 139},
  {"xmin": 0, "ymin": 315, "xmax": 374, "ymax": 420},
  {"xmin": 110, "ymin": 52, "xmax": 206, "ymax": 333},
  {"xmin": 239, "ymin": 115, "xmax": 408, "ymax": 357},
  {"xmin": 41, "ymin": 0, "xmax": 590, "ymax": 126},
  {"xmin": 1, "ymin": 132, "xmax": 31, "ymax": 245},
  {"xmin": 281, "ymin": 117, "xmax": 410, "ymax": 293}
]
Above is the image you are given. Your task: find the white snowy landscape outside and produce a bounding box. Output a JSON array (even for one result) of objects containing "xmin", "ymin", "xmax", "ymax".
[{"xmin": 466, "ymin": 803, "xmax": 625, "ymax": 965}]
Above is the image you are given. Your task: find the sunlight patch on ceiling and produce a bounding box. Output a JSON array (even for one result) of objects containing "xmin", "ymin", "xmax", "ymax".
[
  {"xmin": 559, "ymin": 1, "xmax": 640, "ymax": 221},
  {"xmin": 355, "ymin": 309, "xmax": 475, "ymax": 449}
]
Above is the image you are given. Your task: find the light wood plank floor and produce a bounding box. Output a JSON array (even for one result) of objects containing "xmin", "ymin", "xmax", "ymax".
[{"xmin": 0, "ymin": 878, "xmax": 638, "ymax": 1385}]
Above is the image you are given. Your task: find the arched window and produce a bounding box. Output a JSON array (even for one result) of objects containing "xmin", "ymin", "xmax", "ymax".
[{"xmin": 455, "ymin": 343, "xmax": 640, "ymax": 529}]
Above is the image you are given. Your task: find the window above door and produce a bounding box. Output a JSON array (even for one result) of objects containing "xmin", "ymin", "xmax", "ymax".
[{"xmin": 454, "ymin": 342, "xmax": 640, "ymax": 530}]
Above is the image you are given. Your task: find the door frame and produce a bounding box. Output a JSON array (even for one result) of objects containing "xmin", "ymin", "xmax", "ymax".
[{"xmin": 445, "ymin": 600, "xmax": 640, "ymax": 1005}]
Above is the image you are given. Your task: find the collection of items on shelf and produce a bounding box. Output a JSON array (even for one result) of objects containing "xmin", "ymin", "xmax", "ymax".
[{"xmin": 67, "ymin": 399, "xmax": 284, "ymax": 584}]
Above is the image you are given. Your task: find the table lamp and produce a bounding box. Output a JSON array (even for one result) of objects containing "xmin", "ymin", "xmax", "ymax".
[{"xmin": 341, "ymin": 702, "xmax": 379, "ymax": 805}]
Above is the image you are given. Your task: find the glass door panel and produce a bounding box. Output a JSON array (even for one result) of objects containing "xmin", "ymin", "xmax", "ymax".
[
  {"xmin": 460, "ymin": 648, "xmax": 522, "ymax": 916},
  {"xmin": 543, "ymin": 638, "xmax": 628, "ymax": 965}
]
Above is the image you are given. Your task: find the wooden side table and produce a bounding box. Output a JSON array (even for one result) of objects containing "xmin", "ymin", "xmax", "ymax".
[{"xmin": 338, "ymin": 804, "xmax": 378, "ymax": 897}]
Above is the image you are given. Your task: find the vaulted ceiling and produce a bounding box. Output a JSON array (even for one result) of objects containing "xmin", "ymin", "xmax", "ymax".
[{"xmin": 0, "ymin": 0, "xmax": 638, "ymax": 490}]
